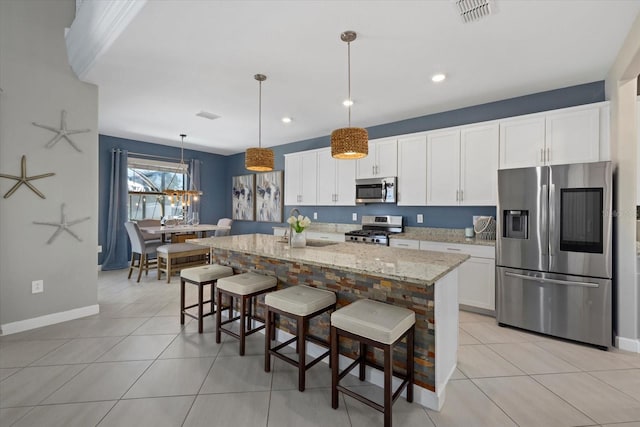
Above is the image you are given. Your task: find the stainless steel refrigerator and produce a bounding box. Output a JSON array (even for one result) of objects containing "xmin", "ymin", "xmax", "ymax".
[{"xmin": 496, "ymin": 161, "xmax": 612, "ymax": 349}]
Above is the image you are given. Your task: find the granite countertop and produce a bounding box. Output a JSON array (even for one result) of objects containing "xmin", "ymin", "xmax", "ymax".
[
  {"xmin": 393, "ymin": 227, "xmax": 496, "ymax": 247},
  {"xmin": 190, "ymin": 234, "xmax": 468, "ymax": 286}
]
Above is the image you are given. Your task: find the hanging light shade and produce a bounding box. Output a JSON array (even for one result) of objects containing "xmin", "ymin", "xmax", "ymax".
[
  {"xmin": 331, "ymin": 30, "xmax": 368, "ymax": 159},
  {"xmin": 246, "ymin": 74, "xmax": 274, "ymax": 171},
  {"xmin": 163, "ymin": 133, "xmax": 203, "ymax": 210}
]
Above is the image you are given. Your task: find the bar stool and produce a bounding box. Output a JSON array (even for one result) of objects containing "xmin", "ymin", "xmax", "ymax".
[
  {"xmin": 264, "ymin": 285, "xmax": 337, "ymax": 391},
  {"xmin": 180, "ymin": 264, "xmax": 234, "ymax": 333},
  {"xmin": 330, "ymin": 299, "xmax": 415, "ymax": 427},
  {"xmin": 216, "ymin": 272, "xmax": 278, "ymax": 355}
]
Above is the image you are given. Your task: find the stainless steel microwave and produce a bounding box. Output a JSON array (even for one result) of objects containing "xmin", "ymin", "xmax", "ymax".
[{"xmin": 355, "ymin": 177, "xmax": 397, "ymax": 204}]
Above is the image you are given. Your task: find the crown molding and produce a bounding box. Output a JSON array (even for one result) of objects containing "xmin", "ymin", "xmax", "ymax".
[{"xmin": 65, "ymin": 0, "xmax": 147, "ymax": 80}]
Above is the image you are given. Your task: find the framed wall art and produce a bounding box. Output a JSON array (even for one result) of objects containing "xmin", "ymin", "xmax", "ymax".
[
  {"xmin": 232, "ymin": 174, "xmax": 255, "ymax": 221},
  {"xmin": 256, "ymin": 170, "xmax": 283, "ymax": 222}
]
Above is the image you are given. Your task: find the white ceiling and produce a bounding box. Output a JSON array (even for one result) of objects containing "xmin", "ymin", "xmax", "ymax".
[{"xmin": 84, "ymin": 0, "xmax": 640, "ymax": 155}]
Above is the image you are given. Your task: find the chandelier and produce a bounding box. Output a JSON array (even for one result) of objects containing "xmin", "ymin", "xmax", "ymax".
[
  {"xmin": 163, "ymin": 133, "xmax": 202, "ymax": 210},
  {"xmin": 331, "ymin": 30, "xmax": 368, "ymax": 159},
  {"xmin": 246, "ymin": 74, "xmax": 274, "ymax": 171}
]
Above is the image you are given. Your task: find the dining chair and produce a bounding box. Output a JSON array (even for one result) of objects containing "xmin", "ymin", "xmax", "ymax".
[
  {"xmin": 135, "ymin": 218, "xmax": 163, "ymax": 243},
  {"xmin": 124, "ymin": 221, "xmax": 164, "ymax": 282},
  {"xmin": 215, "ymin": 218, "xmax": 233, "ymax": 236}
]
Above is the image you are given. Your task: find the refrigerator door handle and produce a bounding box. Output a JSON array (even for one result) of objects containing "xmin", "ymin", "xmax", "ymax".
[
  {"xmin": 541, "ymin": 184, "xmax": 549, "ymax": 256},
  {"xmin": 549, "ymin": 183, "xmax": 556, "ymax": 257},
  {"xmin": 505, "ymin": 272, "xmax": 599, "ymax": 288}
]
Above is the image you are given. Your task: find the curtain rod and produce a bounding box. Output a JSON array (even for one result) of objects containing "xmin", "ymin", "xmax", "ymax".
[{"xmin": 127, "ymin": 152, "xmax": 186, "ymax": 162}]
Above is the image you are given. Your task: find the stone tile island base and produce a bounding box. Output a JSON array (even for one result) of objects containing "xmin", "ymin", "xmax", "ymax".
[{"xmin": 208, "ymin": 246, "xmax": 459, "ymax": 411}]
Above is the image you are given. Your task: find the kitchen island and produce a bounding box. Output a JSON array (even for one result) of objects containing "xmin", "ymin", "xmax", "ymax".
[{"xmin": 190, "ymin": 233, "xmax": 468, "ymax": 410}]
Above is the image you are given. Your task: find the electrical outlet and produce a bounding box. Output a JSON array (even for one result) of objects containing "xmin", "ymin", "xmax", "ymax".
[
  {"xmin": 417, "ymin": 214, "xmax": 424, "ymax": 224},
  {"xmin": 32, "ymin": 280, "xmax": 44, "ymax": 294},
  {"xmin": 352, "ymin": 213, "xmax": 357, "ymax": 221},
  {"xmin": 313, "ymin": 212, "xmax": 318, "ymax": 220}
]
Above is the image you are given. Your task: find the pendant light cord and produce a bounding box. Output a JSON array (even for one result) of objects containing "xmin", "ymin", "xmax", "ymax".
[
  {"xmin": 258, "ymin": 79, "xmax": 262, "ymax": 149},
  {"xmin": 347, "ymin": 40, "xmax": 352, "ymax": 127}
]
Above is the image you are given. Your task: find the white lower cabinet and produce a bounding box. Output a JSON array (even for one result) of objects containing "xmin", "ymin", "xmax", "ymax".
[
  {"xmin": 418, "ymin": 240, "xmax": 496, "ymax": 312},
  {"xmin": 305, "ymin": 231, "xmax": 345, "ymax": 242},
  {"xmin": 389, "ymin": 238, "xmax": 420, "ymax": 250}
]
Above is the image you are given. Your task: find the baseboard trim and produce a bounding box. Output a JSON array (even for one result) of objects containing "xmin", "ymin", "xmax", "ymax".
[
  {"xmin": 616, "ymin": 336, "xmax": 640, "ymax": 353},
  {"xmin": 0, "ymin": 304, "xmax": 100, "ymax": 336},
  {"xmin": 271, "ymin": 327, "xmax": 442, "ymax": 411}
]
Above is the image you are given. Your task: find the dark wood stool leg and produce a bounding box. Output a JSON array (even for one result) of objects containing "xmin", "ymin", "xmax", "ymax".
[
  {"xmin": 298, "ymin": 315, "xmax": 306, "ymax": 392},
  {"xmin": 215, "ymin": 289, "xmax": 223, "ymax": 343},
  {"xmin": 384, "ymin": 343, "xmax": 393, "ymax": 427},
  {"xmin": 180, "ymin": 278, "xmax": 186, "ymax": 325},
  {"xmin": 265, "ymin": 308, "xmax": 272, "ymax": 372},
  {"xmin": 198, "ymin": 282, "xmax": 204, "ymax": 333},
  {"xmin": 359, "ymin": 342, "xmax": 367, "ymax": 381},
  {"xmin": 407, "ymin": 326, "xmax": 414, "ymax": 403},
  {"xmin": 331, "ymin": 326, "xmax": 339, "ymax": 409},
  {"xmin": 239, "ymin": 295, "xmax": 247, "ymax": 356},
  {"xmin": 210, "ymin": 282, "xmax": 215, "ymax": 315}
]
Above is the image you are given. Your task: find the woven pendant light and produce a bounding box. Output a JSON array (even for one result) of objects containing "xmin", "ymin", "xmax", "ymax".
[
  {"xmin": 246, "ymin": 74, "xmax": 274, "ymax": 171},
  {"xmin": 331, "ymin": 31, "xmax": 368, "ymax": 159}
]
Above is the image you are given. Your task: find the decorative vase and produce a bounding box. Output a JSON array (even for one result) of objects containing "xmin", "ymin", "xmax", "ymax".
[{"xmin": 291, "ymin": 231, "xmax": 306, "ymax": 248}]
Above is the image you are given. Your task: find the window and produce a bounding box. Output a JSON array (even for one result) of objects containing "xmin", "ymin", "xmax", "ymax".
[{"xmin": 127, "ymin": 157, "xmax": 188, "ymax": 220}]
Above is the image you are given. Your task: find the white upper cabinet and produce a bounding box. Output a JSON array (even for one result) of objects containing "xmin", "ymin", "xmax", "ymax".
[
  {"xmin": 397, "ymin": 135, "xmax": 427, "ymax": 206},
  {"xmin": 499, "ymin": 104, "xmax": 604, "ymax": 169},
  {"xmin": 317, "ymin": 148, "xmax": 356, "ymax": 206},
  {"xmin": 427, "ymin": 129, "xmax": 460, "ymax": 205},
  {"xmin": 427, "ymin": 123, "xmax": 498, "ymax": 206},
  {"xmin": 284, "ymin": 151, "xmax": 317, "ymax": 206},
  {"xmin": 499, "ymin": 116, "xmax": 546, "ymax": 169},
  {"xmin": 545, "ymin": 107, "xmax": 599, "ymax": 165},
  {"xmin": 460, "ymin": 123, "xmax": 499, "ymax": 205},
  {"xmin": 356, "ymin": 138, "xmax": 398, "ymax": 179}
]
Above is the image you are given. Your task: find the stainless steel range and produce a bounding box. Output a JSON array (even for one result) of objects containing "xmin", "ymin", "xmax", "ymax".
[{"xmin": 345, "ymin": 215, "xmax": 403, "ymax": 246}]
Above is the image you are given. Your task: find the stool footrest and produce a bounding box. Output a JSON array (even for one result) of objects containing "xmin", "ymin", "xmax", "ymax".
[
  {"xmin": 337, "ymin": 385, "xmax": 384, "ymax": 413},
  {"xmin": 272, "ymin": 337, "xmax": 297, "ymax": 352},
  {"xmin": 219, "ymin": 323, "xmax": 265, "ymax": 340},
  {"xmin": 183, "ymin": 300, "xmax": 213, "ymax": 311}
]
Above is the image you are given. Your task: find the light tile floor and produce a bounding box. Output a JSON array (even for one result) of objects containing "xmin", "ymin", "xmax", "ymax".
[{"xmin": 1, "ymin": 270, "xmax": 639, "ymax": 426}]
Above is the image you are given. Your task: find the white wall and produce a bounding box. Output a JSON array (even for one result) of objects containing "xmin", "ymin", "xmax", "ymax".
[
  {"xmin": 0, "ymin": 0, "xmax": 99, "ymax": 333},
  {"xmin": 605, "ymin": 12, "xmax": 640, "ymax": 352}
]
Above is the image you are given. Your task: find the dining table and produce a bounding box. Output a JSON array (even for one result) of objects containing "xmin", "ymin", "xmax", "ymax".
[{"xmin": 139, "ymin": 224, "xmax": 231, "ymax": 242}]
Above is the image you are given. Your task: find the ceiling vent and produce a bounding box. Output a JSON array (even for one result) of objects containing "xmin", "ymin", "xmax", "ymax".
[
  {"xmin": 455, "ymin": 0, "xmax": 494, "ymax": 23},
  {"xmin": 196, "ymin": 111, "xmax": 220, "ymax": 120}
]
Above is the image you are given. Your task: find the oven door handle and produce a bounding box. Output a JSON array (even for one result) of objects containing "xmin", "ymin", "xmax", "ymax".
[{"xmin": 505, "ymin": 272, "xmax": 599, "ymax": 288}]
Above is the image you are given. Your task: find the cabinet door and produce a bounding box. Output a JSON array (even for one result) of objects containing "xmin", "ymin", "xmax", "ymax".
[
  {"xmin": 458, "ymin": 257, "xmax": 495, "ymax": 311},
  {"xmin": 284, "ymin": 154, "xmax": 301, "ymax": 205},
  {"xmin": 397, "ymin": 135, "xmax": 427, "ymax": 206},
  {"xmin": 316, "ymin": 148, "xmax": 337, "ymax": 205},
  {"xmin": 545, "ymin": 107, "xmax": 599, "ymax": 165},
  {"xmin": 335, "ymin": 157, "xmax": 356, "ymax": 205},
  {"xmin": 427, "ymin": 129, "xmax": 460, "ymax": 205},
  {"xmin": 460, "ymin": 123, "xmax": 498, "ymax": 205},
  {"xmin": 375, "ymin": 139, "xmax": 398, "ymax": 177},
  {"xmin": 356, "ymin": 140, "xmax": 378, "ymax": 179},
  {"xmin": 389, "ymin": 238, "xmax": 420, "ymax": 249},
  {"xmin": 499, "ymin": 116, "xmax": 545, "ymax": 169},
  {"xmin": 299, "ymin": 151, "xmax": 318, "ymax": 205}
]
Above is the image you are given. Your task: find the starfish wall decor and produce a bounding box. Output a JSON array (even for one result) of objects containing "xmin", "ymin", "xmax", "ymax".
[
  {"xmin": 32, "ymin": 110, "xmax": 91, "ymax": 153},
  {"xmin": 0, "ymin": 155, "xmax": 55, "ymax": 199},
  {"xmin": 33, "ymin": 203, "xmax": 91, "ymax": 244}
]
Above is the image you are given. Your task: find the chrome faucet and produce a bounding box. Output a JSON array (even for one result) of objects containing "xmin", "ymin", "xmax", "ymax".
[{"xmin": 288, "ymin": 208, "xmax": 301, "ymax": 248}]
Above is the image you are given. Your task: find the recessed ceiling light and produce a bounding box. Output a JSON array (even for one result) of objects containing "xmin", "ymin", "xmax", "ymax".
[
  {"xmin": 431, "ymin": 73, "xmax": 446, "ymax": 83},
  {"xmin": 342, "ymin": 99, "xmax": 353, "ymax": 107},
  {"xmin": 282, "ymin": 117, "xmax": 292, "ymax": 124}
]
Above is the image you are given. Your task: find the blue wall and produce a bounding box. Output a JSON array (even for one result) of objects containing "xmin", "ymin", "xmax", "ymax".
[
  {"xmin": 227, "ymin": 81, "xmax": 605, "ymax": 235},
  {"xmin": 98, "ymin": 135, "xmax": 228, "ymax": 264},
  {"xmin": 99, "ymin": 81, "xmax": 606, "ymax": 249}
]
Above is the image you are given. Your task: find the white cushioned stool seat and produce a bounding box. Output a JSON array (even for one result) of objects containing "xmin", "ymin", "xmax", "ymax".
[
  {"xmin": 217, "ymin": 272, "xmax": 277, "ymax": 295},
  {"xmin": 157, "ymin": 243, "xmax": 205, "ymax": 254},
  {"xmin": 265, "ymin": 285, "xmax": 336, "ymax": 316},
  {"xmin": 331, "ymin": 299, "xmax": 415, "ymax": 345},
  {"xmin": 181, "ymin": 264, "xmax": 233, "ymax": 282}
]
